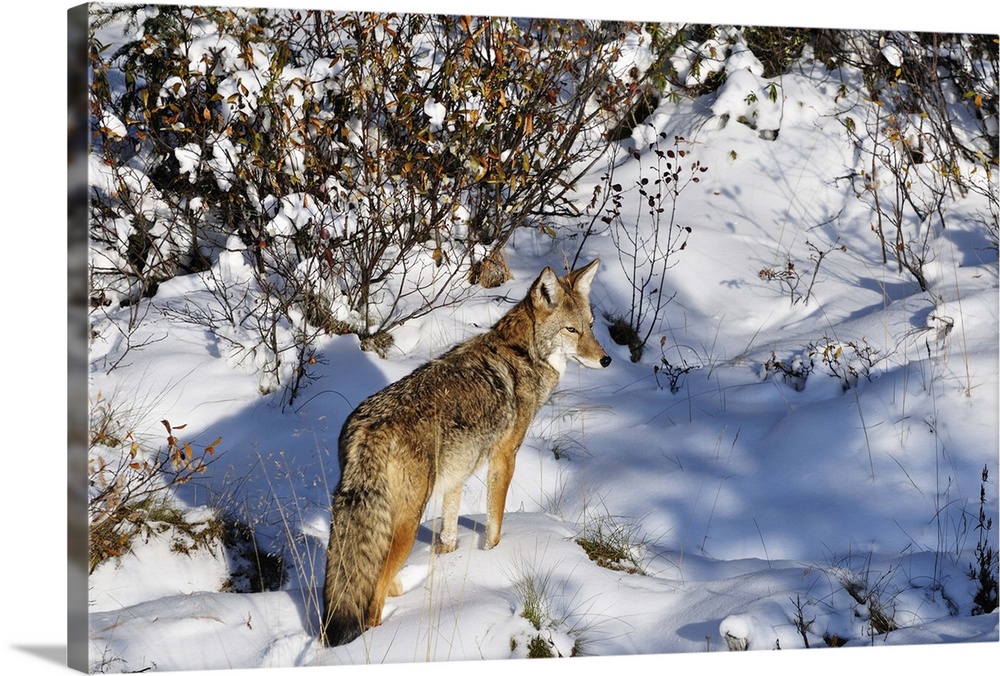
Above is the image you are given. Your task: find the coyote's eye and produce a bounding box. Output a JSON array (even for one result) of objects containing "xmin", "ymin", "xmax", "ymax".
[{"xmin": 565, "ymin": 326, "xmax": 579, "ymax": 334}]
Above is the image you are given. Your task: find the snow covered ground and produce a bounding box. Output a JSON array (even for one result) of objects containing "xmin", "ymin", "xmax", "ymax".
[{"xmin": 5, "ymin": 2, "xmax": 999, "ymax": 676}]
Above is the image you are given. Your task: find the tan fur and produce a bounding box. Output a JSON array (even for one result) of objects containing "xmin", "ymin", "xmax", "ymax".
[{"xmin": 321, "ymin": 260, "xmax": 611, "ymax": 646}]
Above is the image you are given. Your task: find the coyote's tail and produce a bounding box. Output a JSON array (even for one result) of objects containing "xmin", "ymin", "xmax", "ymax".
[{"xmin": 321, "ymin": 469, "xmax": 393, "ymax": 647}]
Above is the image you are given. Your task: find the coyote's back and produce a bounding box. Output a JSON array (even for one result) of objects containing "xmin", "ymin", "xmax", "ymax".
[{"xmin": 321, "ymin": 259, "xmax": 610, "ymax": 646}]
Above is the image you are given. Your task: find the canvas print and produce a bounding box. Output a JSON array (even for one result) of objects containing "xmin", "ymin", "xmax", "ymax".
[{"xmin": 71, "ymin": 1, "xmax": 998, "ymax": 672}]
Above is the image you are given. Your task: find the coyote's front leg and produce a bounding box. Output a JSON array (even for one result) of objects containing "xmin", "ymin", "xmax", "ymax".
[
  {"xmin": 435, "ymin": 485, "xmax": 462, "ymax": 554},
  {"xmin": 484, "ymin": 419, "xmax": 530, "ymax": 549}
]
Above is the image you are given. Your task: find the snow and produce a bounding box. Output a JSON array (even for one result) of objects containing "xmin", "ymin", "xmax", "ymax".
[
  {"xmin": 89, "ymin": 523, "xmax": 231, "ymax": 612},
  {"xmin": 6, "ymin": 2, "xmax": 998, "ymax": 676},
  {"xmin": 174, "ymin": 143, "xmax": 202, "ymax": 183},
  {"xmin": 425, "ymin": 98, "xmax": 447, "ymax": 131}
]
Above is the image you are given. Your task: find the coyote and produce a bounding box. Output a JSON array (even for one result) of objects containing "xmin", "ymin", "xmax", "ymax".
[{"xmin": 321, "ymin": 259, "xmax": 611, "ymax": 646}]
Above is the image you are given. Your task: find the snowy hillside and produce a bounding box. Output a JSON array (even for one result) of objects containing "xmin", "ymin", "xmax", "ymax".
[{"xmin": 68, "ymin": 2, "xmax": 998, "ymax": 675}]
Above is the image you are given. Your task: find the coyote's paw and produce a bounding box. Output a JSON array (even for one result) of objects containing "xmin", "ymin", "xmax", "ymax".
[{"xmin": 435, "ymin": 539, "xmax": 457, "ymax": 555}]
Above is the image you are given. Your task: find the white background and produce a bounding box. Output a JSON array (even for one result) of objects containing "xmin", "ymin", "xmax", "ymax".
[{"xmin": 3, "ymin": 1, "xmax": 996, "ymax": 674}]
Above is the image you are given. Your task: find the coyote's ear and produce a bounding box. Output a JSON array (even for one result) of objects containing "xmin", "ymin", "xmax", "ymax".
[
  {"xmin": 530, "ymin": 267, "xmax": 563, "ymax": 309},
  {"xmin": 568, "ymin": 258, "xmax": 600, "ymax": 297}
]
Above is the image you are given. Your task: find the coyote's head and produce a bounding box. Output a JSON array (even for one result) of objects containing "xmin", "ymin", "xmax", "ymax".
[{"xmin": 529, "ymin": 259, "xmax": 612, "ymax": 375}]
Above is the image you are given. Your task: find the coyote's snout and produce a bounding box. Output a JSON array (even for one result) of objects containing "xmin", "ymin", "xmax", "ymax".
[{"xmin": 321, "ymin": 259, "xmax": 610, "ymax": 646}]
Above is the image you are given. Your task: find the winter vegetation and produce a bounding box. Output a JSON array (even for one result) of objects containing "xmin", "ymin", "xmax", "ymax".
[{"xmin": 61, "ymin": 1, "xmax": 999, "ymax": 674}]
